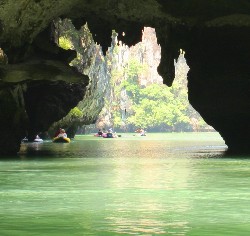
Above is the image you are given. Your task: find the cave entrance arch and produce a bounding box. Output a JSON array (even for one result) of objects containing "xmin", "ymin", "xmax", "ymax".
[
  {"xmin": 0, "ymin": 2, "xmax": 249, "ymax": 155},
  {"xmin": 54, "ymin": 21, "xmax": 215, "ymax": 136}
]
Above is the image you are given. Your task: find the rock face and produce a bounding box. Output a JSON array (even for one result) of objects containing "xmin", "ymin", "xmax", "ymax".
[
  {"xmin": 47, "ymin": 20, "xmax": 112, "ymax": 138},
  {"xmin": 0, "ymin": 0, "xmax": 249, "ymax": 154},
  {"xmin": 184, "ymin": 27, "xmax": 250, "ymax": 153},
  {"xmin": 0, "ymin": 25, "xmax": 89, "ymax": 155}
]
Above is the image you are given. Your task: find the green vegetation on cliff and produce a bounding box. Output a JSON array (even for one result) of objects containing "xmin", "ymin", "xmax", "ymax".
[{"xmin": 100, "ymin": 50, "xmax": 209, "ymax": 132}]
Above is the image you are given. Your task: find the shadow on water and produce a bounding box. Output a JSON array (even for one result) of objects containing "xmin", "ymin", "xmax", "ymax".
[
  {"xmin": 194, "ymin": 150, "xmax": 250, "ymax": 159},
  {"xmin": 181, "ymin": 145, "xmax": 250, "ymax": 159},
  {"xmin": 17, "ymin": 141, "xmax": 69, "ymax": 159},
  {"xmin": 222, "ymin": 152, "xmax": 250, "ymax": 159}
]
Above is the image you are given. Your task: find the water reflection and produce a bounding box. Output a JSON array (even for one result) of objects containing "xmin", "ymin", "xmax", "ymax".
[{"xmin": 103, "ymin": 157, "xmax": 195, "ymax": 234}]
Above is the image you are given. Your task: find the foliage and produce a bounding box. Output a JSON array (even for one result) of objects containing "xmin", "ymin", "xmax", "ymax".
[
  {"xmin": 126, "ymin": 83, "xmax": 190, "ymax": 131},
  {"xmin": 124, "ymin": 58, "xmax": 146, "ymax": 81},
  {"xmin": 107, "ymin": 55, "xmax": 208, "ymax": 132},
  {"xmin": 68, "ymin": 107, "xmax": 83, "ymax": 119},
  {"xmin": 58, "ymin": 36, "xmax": 73, "ymax": 50}
]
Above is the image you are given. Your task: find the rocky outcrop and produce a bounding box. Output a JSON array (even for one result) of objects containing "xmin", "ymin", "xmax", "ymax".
[
  {"xmin": 184, "ymin": 27, "xmax": 250, "ymax": 153},
  {"xmin": 0, "ymin": 25, "xmax": 88, "ymax": 154},
  {"xmin": 47, "ymin": 19, "xmax": 111, "ymax": 137},
  {"xmin": 0, "ymin": 58, "xmax": 88, "ymax": 154},
  {"xmin": 0, "ymin": 0, "xmax": 249, "ymax": 154}
]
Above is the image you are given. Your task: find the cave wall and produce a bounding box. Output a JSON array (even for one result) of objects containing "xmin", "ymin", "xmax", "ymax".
[
  {"xmin": 0, "ymin": 0, "xmax": 250, "ymax": 154},
  {"xmin": 0, "ymin": 23, "xmax": 89, "ymax": 154},
  {"xmin": 185, "ymin": 27, "xmax": 250, "ymax": 152}
]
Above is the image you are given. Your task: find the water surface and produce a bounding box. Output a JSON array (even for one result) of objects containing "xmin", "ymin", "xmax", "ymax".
[{"xmin": 1, "ymin": 133, "xmax": 250, "ymax": 235}]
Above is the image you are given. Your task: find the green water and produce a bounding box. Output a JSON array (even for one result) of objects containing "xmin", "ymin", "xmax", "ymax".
[{"xmin": 1, "ymin": 133, "xmax": 250, "ymax": 235}]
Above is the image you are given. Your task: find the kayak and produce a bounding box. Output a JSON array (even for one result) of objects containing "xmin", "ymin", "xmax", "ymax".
[
  {"xmin": 34, "ymin": 138, "xmax": 43, "ymax": 142},
  {"xmin": 21, "ymin": 137, "xmax": 29, "ymax": 143},
  {"xmin": 53, "ymin": 137, "xmax": 71, "ymax": 143}
]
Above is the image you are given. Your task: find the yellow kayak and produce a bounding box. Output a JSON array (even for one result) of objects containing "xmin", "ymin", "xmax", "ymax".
[{"xmin": 53, "ymin": 137, "xmax": 71, "ymax": 143}]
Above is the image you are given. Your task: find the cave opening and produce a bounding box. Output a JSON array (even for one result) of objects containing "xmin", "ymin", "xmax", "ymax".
[
  {"xmin": 53, "ymin": 19, "xmax": 216, "ymax": 137},
  {"xmin": 0, "ymin": 1, "xmax": 249, "ymax": 155}
]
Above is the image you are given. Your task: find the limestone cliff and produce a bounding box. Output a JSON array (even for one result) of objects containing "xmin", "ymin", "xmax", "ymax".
[{"xmin": 47, "ymin": 19, "xmax": 111, "ymax": 138}]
